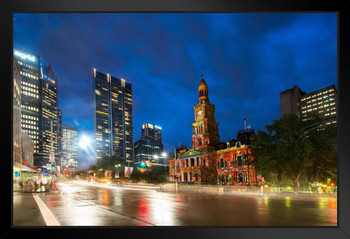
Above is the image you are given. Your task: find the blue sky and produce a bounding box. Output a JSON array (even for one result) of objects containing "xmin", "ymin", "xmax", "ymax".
[{"xmin": 13, "ymin": 13, "xmax": 337, "ymax": 170}]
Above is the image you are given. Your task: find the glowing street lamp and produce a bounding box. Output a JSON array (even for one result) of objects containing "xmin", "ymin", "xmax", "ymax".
[
  {"xmin": 153, "ymin": 155, "xmax": 159, "ymax": 160},
  {"xmin": 152, "ymin": 152, "xmax": 168, "ymax": 166},
  {"xmin": 79, "ymin": 135, "xmax": 91, "ymax": 149}
]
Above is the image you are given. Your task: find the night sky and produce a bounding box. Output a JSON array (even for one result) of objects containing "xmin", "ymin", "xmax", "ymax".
[{"xmin": 13, "ymin": 13, "xmax": 337, "ymax": 170}]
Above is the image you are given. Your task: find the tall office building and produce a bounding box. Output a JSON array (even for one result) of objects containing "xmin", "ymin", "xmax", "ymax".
[
  {"xmin": 61, "ymin": 124, "xmax": 78, "ymax": 174},
  {"xmin": 280, "ymin": 85, "xmax": 305, "ymax": 117},
  {"xmin": 13, "ymin": 57, "xmax": 22, "ymax": 164},
  {"xmin": 93, "ymin": 69, "xmax": 134, "ymax": 163},
  {"xmin": 141, "ymin": 123, "xmax": 162, "ymax": 142},
  {"xmin": 37, "ymin": 63, "xmax": 60, "ymax": 168},
  {"xmin": 280, "ymin": 85, "xmax": 337, "ymax": 128},
  {"xmin": 134, "ymin": 123, "xmax": 163, "ymax": 163},
  {"xmin": 13, "ymin": 52, "xmax": 35, "ymax": 173},
  {"xmin": 300, "ymin": 85, "xmax": 337, "ymax": 127},
  {"xmin": 14, "ymin": 47, "xmax": 41, "ymax": 156},
  {"xmin": 14, "ymin": 47, "xmax": 61, "ymax": 170}
]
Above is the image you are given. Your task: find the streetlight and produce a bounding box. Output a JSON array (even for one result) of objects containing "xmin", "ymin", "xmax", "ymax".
[
  {"xmin": 115, "ymin": 164, "xmax": 122, "ymax": 179},
  {"xmin": 79, "ymin": 135, "xmax": 91, "ymax": 149},
  {"xmin": 153, "ymin": 152, "xmax": 168, "ymax": 165},
  {"xmin": 153, "ymin": 155, "xmax": 159, "ymax": 160}
]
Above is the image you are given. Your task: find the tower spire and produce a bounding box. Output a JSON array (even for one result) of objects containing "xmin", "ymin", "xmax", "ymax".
[
  {"xmin": 198, "ymin": 73, "xmax": 208, "ymax": 101},
  {"xmin": 244, "ymin": 112, "xmax": 247, "ymax": 132}
]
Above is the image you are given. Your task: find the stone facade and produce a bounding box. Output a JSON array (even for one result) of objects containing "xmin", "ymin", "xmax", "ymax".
[{"xmin": 169, "ymin": 75, "xmax": 256, "ymax": 184}]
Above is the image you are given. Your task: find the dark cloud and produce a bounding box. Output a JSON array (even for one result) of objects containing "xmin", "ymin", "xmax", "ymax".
[{"xmin": 13, "ymin": 13, "xmax": 337, "ymax": 170}]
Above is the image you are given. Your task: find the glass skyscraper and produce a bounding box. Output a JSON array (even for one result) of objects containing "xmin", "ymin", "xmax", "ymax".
[
  {"xmin": 39, "ymin": 63, "xmax": 59, "ymax": 167},
  {"xmin": 134, "ymin": 123, "xmax": 163, "ymax": 163},
  {"xmin": 14, "ymin": 47, "xmax": 41, "ymax": 156},
  {"xmin": 93, "ymin": 69, "xmax": 133, "ymax": 163},
  {"xmin": 14, "ymin": 47, "xmax": 62, "ymax": 170},
  {"xmin": 61, "ymin": 124, "xmax": 78, "ymax": 174}
]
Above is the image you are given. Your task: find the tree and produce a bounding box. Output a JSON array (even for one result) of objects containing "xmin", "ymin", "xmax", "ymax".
[
  {"xmin": 251, "ymin": 114, "xmax": 337, "ymax": 191},
  {"xmin": 306, "ymin": 124, "xmax": 337, "ymax": 183},
  {"xmin": 250, "ymin": 129, "xmax": 280, "ymax": 186},
  {"xmin": 129, "ymin": 166, "xmax": 142, "ymax": 182},
  {"xmin": 95, "ymin": 155, "xmax": 128, "ymax": 179},
  {"xmin": 139, "ymin": 165, "xmax": 168, "ymax": 184},
  {"xmin": 200, "ymin": 165, "xmax": 217, "ymax": 184}
]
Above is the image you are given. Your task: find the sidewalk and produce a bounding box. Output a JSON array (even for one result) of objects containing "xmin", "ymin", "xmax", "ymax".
[{"xmin": 13, "ymin": 192, "xmax": 46, "ymax": 226}]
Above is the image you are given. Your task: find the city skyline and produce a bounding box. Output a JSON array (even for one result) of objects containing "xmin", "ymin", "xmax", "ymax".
[{"xmin": 13, "ymin": 13, "xmax": 337, "ymax": 170}]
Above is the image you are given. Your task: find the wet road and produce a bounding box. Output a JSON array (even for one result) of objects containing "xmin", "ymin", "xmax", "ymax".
[{"xmin": 16, "ymin": 181, "xmax": 337, "ymax": 226}]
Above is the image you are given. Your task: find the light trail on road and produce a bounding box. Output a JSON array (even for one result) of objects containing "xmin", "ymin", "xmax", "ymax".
[{"xmin": 21, "ymin": 181, "xmax": 337, "ymax": 226}]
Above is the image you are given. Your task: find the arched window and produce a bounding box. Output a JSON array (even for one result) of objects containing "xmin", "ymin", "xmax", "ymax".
[
  {"xmin": 220, "ymin": 158, "xmax": 225, "ymax": 168},
  {"xmin": 237, "ymin": 155, "xmax": 243, "ymax": 166},
  {"xmin": 231, "ymin": 154, "xmax": 235, "ymax": 166}
]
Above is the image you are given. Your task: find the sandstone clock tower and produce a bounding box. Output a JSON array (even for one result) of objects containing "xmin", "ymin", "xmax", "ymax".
[{"xmin": 192, "ymin": 74, "xmax": 220, "ymax": 150}]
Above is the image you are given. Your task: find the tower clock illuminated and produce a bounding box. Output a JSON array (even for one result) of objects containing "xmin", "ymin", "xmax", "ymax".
[{"xmin": 191, "ymin": 74, "xmax": 220, "ymax": 150}]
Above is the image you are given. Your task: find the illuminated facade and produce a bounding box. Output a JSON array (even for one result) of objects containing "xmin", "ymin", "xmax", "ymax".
[
  {"xmin": 13, "ymin": 57, "xmax": 22, "ymax": 165},
  {"xmin": 93, "ymin": 69, "xmax": 134, "ymax": 163},
  {"xmin": 192, "ymin": 76, "xmax": 220, "ymax": 149},
  {"xmin": 280, "ymin": 85, "xmax": 337, "ymax": 128},
  {"xmin": 141, "ymin": 123, "xmax": 162, "ymax": 142},
  {"xmin": 14, "ymin": 47, "xmax": 41, "ymax": 156},
  {"xmin": 14, "ymin": 47, "xmax": 62, "ymax": 171},
  {"xmin": 300, "ymin": 85, "xmax": 337, "ymax": 127},
  {"xmin": 61, "ymin": 124, "xmax": 78, "ymax": 174},
  {"xmin": 134, "ymin": 123, "xmax": 163, "ymax": 163},
  {"xmin": 215, "ymin": 141, "xmax": 256, "ymax": 184},
  {"xmin": 37, "ymin": 63, "xmax": 60, "ymax": 168},
  {"xmin": 169, "ymin": 75, "xmax": 256, "ymax": 184}
]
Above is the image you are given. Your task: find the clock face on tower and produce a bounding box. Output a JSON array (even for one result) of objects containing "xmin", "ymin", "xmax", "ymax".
[{"xmin": 191, "ymin": 78, "xmax": 221, "ymax": 149}]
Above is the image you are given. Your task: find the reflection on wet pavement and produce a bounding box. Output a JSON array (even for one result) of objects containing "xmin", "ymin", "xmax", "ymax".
[{"xmin": 33, "ymin": 182, "xmax": 337, "ymax": 226}]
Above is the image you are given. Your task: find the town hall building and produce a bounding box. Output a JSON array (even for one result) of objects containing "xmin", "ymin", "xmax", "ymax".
[{"xmin": 168, "ymin": 75, "xmax": 256, "ymax": 185}]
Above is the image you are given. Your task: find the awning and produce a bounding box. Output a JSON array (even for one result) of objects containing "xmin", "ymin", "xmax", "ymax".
[{"xmin": 13, "ymin": 162, "xmax": 36, "ymax": 172}]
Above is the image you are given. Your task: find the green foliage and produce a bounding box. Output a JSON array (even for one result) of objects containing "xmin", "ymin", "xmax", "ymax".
[
  {"xmin": 88, "ymin": 155, "xmax": 133, "ymax": 179},
  {"xmin": 130, "ymin": 165, "xmax": 169, "ymax": 184},
  {"xmin": 129, "ymin": 166, "xmax": 142, "ymax": 182},
  {"xmin": 251, "ymin": 114, "xmax": 337, "ymax": 188},
  {"xmin": 200, "ymin": 164, "xmax": 218, "ymax": 184}
]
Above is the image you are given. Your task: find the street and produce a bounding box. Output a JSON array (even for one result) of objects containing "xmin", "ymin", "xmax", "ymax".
[{"xmin": 13, "ymin": 181, "xmax": 337, "ymax": 226}]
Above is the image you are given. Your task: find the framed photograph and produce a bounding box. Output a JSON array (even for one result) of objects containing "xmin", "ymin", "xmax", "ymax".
[{"xmin": 2, "ymin": 0, "xmax": 350, "ymax": 238}]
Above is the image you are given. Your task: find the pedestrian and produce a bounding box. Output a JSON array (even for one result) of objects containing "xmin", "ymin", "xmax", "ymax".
[
  {"xmin": 258, "ymin": 174, "xmax": 264, "ymax": 195},
  {"xmin": 52, "ymin": 175, "xmax": 57, "ymax": 191},
  {"xmin": 35, "ymin": 176, "xmax": 41, "ymax": 192},
  {"xmin": 41, "ymin": 176, "xmax": 47, "ymax": 192}
]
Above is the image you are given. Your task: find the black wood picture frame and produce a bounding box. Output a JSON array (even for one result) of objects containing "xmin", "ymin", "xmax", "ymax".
[{"xmin": 1, "ymin": 0, "xmax": 349, "ymax": 238}]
